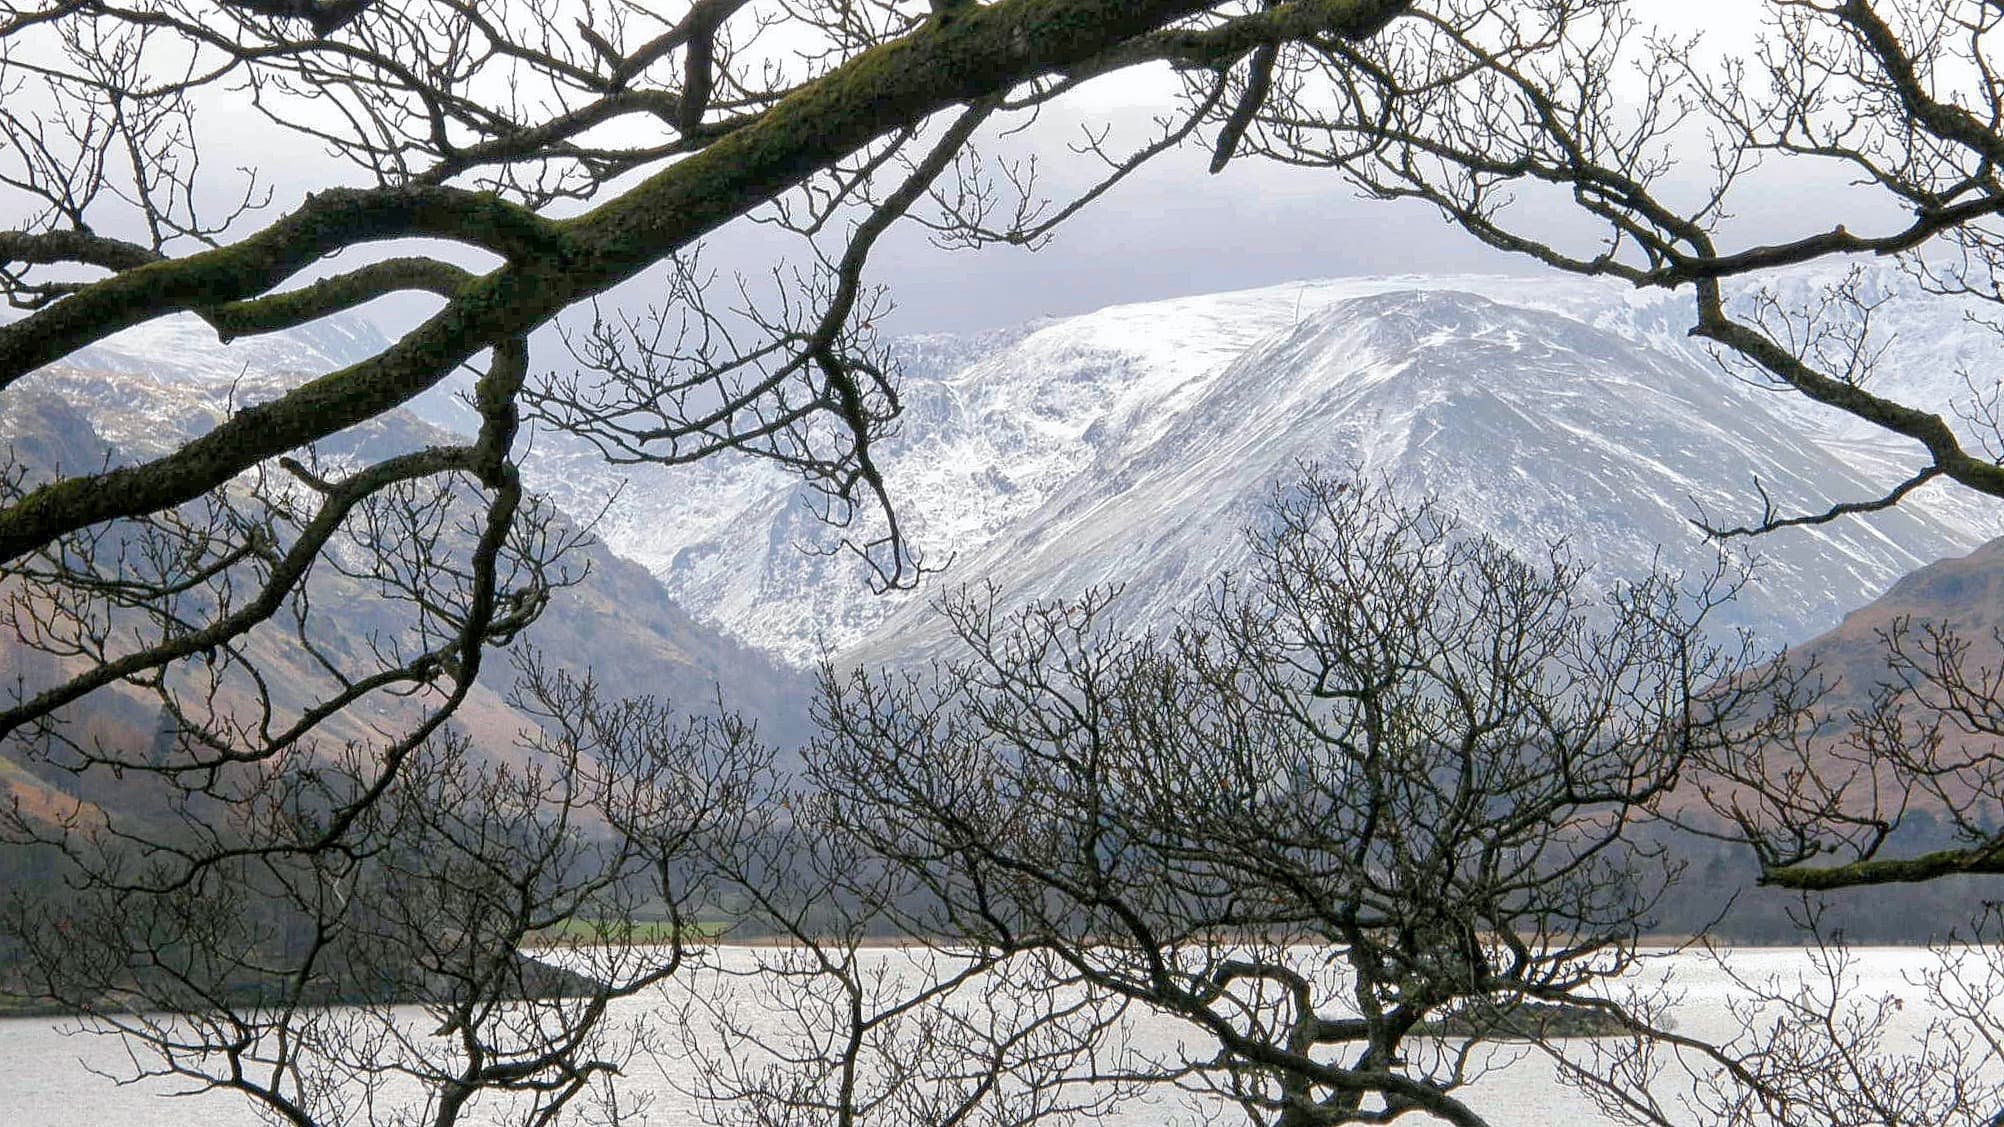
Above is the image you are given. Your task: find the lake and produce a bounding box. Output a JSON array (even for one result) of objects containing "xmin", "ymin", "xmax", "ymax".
[{"xmin": 0, "ymin": 945, "xmax": 1985, "ymax": 1126}]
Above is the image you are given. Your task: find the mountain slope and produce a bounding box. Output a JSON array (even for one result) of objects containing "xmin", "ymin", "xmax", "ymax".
[
  {"xmin": 845, "ymin": 290, "xmax": 1974, "ymax": 662},
  {"xmin": 541, "ymin": 271, "xmax": 2004, "ymax": 665},
  {"xmin": 1673, "ymin": 534, "xmax": 2004, "ymax": 897},
  {"xmin": 1769, "ymin": 533, "xmax": 2004, "ymax": 721}
]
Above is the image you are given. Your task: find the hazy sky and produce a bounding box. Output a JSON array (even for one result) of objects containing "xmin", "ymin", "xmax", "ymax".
[
  {"xmin": 214, "ymin": 85, "xmax": 1531, "ymax": 342},
  {"xmin": 857, "ymin": 140, "xmax": 1540, "ymax": 335},
  {"xmin": 855, "ymin": 0, "xmax": 1768, "ymax": 334},
  {"xmin": 561, "ymin": 0, "xmax": 1800, "ymax": 337},
  {"xmin": 500, "ymin": 73, "xmax": 1568, "ymax": 339},
  {"xmin": 7, "ymin": 0, "xmax": 1791, "ymax": 341}
]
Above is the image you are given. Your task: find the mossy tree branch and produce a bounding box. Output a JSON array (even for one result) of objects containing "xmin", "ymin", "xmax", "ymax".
[{"xmin": 1765, "ymin": 844, "xmax": 2004, "ymax": 892}]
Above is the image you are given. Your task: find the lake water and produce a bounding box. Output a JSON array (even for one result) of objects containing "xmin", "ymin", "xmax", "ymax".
[{"xmin": 0, "ymin": 946, "xmax": 1984, "ymax": 1126}]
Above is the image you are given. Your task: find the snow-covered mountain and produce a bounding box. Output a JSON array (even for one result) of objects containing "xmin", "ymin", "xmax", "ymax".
[
  {"xmin": 527, "ymin": 269, "xmax": 2004, "ymax": 665},
  {"xmin": 27, "ymin": 309, "xmax": 483, "ymax": 441},
  {"xmin": 66, "ymin": 312, "xmax": 390, "ymax": 389},
  {"xmin": 39, "ymin": 265, "xmax": 2004, "ymax": 672}
]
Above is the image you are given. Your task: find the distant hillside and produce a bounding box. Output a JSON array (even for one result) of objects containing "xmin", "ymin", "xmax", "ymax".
[
  {"xmin": 0, "ymin": 327, "xmax": 813, "ymax": 831},
  {"xmin": 1783, "ymin": 535, "xmax": 2004, "ymax": 708},
  {"xmin": 1732, "ymin": 533, "xmax": 2004, "ymax": 818},
  {"xmin": 1636, "ymin": 536, "xmax": 2004, "ymax": 943}
]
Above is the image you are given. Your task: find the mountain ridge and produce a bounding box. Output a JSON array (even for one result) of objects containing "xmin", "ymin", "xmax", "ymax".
[
  {"xmin": 534, "ymin": 269, "xmax": 2004, "ymax": 666},
  {"xmin": 22, "ymin": 266, "xmax": 2004, "ymax": 680}
]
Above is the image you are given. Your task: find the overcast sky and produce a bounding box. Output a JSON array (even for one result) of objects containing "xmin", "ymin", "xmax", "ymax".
[
  {"xmin": 316, "ymin": 89, "xmax": 1568, "ymax": 343},
  {"xmin": 7, "ymin": 0, "xmax": 1787, "ymax": 342},
  {"xmin": 856, "ymin": 144, "xmax": 1541, "ymax": 335},
  {"xmin": 563, "ymin": 0, "xmax": 1791, "ymax": 338},
  {"xmin": 848, "ymin": 0, "xmax": 1769, "ymax": 334}
]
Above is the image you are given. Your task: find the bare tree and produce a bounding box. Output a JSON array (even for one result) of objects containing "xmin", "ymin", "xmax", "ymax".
[
  {"xmin": 1173, "ymin": 12, "xmax": 2004, "ymax": 1106},
  {"xmin": 668, "ymin": 787, "xmax": 1142, "ymax": 1127},
  {"xmin": 800, "ymin": 474, "xmax": 1774, "ymax": 1127},
  {"xmin": 0, "ymin": 0, "xmax": 1431, "ymax": 808},
  {"xmin": 4, "ymin": 653, "xmax": 775, "ymax": 1126},
  {"xmin": 21, "ymin": 2, "xmax": 2004, "ymax": 1124},
  {"xmin": 1690, "ymin": 570, "xmax": 2004, "ymax": 897},
  {"xmin": 0, "ymin": 6, "xmax": 1435, "ymax": 1117}
]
